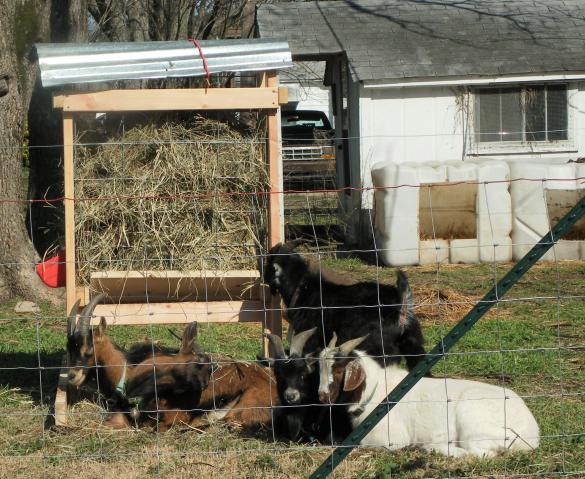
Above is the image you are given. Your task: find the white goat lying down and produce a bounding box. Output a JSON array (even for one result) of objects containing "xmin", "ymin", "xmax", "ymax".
[{"xmin": 318, "ymin": 335, "xmax": 540, "ymax": 458}]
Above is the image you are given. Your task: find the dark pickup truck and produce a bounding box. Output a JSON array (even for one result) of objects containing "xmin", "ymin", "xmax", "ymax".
[{"xmin": 281, "ymin": 110, "xmax": 336, "ymax": 187}]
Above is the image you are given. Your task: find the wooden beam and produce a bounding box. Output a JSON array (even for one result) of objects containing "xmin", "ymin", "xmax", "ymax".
[
  {"xmin": 53, "ymin": 95, "xmax": 64, "ymax": 109},
  {"xmin": 75, "ymin": 286, "xmax": 90, "ymax": 306},
  {"xmin": 53, "ymin": 355, "xmax": 69, "ymax": 427},
  {"xmin": 90, "ymin": 270, "xmax": 261, "ymax": 302},
  {"xmin": 265, "ymin": 75, "xmax": 284, "ymax": 249},
  {"xmin": 91, "ymin": 270, "xmax": 260, "ymax": 279},
  {"xmin": 63, "ymin": 113, "xmax": 77, "ymax": 313},
  {"xmin": 278, "ymin": 86, "xmax": 288, "ymax": 105},
  {"xmin": 54, "ymin": 87, "xmax": 280, "ymax": 112},
  {"xmin": 264, "ymin": 71, "xmax": 283, "ymax": 353},
  {"xmin": 90, "ymin": 300, "xmax": 269, "ymax": 325}
]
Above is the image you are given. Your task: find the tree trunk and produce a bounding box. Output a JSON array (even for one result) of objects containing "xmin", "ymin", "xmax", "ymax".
[
  {"xmin": 0, "ymin": 0, "xmax": 60, "ymax": 304},
  {"xmin": 28, "ymin": 0, "xmax": 88, "ymax": 260}
]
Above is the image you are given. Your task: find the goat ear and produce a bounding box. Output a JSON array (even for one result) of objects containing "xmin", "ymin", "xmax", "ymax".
[
  {"xmin": 343, "ymin": 359, "xmax": 366, "ymax": 391},
  {"xmin": 95, "ymin": 317, "xmax": 107, "ymax": 341},
  {"xmin": 180, "ymin": 322, "xmax": 197, "ymax": 354}
]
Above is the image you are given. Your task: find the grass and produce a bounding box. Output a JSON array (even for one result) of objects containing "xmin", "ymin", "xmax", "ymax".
[{"xmin": 0, "ymin": 260, "xmax": 583, "ymax": 478}]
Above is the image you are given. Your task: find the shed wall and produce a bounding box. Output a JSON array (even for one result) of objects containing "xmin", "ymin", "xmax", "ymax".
[{"xmin": 358, "ymin": 81, "xmax": 585, "ymax": 208}]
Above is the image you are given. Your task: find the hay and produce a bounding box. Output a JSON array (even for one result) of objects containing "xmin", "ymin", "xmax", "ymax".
[
  {"xmin": 412, "ymin": 285, "xmax": 511, "ymax": 324},
  {"xmin": 74, "ymin": 117, "xmax": 268, "ymax": 286}
]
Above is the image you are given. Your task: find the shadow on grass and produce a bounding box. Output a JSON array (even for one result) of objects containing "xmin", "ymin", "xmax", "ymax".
[{"xmin": 0, "ymin": 351, "xmax": 63, "ymax": 406}]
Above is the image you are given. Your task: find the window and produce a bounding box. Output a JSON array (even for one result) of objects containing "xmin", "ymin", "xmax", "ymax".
[
  {"xmin": 474, "ymin": 84, "xmax": 568, "ymax": 143},
  {"xmin": 281, "ymin": 111, "xmax": 331, "ymax": 129}
]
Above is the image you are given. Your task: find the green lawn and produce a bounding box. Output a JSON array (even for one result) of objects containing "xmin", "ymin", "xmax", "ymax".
[{"xmin": 0, "ymin": 260, "xmax": 583, "ymax": 478}]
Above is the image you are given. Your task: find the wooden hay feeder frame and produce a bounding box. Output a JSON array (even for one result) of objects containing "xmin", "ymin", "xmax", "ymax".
[{"xmin": 53, "ymin": 72, "xmax": 287, "ymax": 425}]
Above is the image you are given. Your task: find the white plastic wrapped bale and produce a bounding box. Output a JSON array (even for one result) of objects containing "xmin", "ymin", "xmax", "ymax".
[
  {"xmin": 371, "ymin": 160, "xmax": 512, "ymax": 266},
  {"xmin": 510, "ymin": 161, "xmax": 585, "ymax": 261},
  {"xmin": 371, "ymin": 163, "xmax": 419, "ymax": 266}
]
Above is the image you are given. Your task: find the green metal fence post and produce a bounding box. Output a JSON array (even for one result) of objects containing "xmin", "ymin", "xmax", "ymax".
[{"xmin": 309, "ymin": 194, "xmax": 585, "ymax": 479}]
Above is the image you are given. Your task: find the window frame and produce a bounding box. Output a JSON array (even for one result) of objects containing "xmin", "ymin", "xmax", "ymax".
[{"xmin": 470, "ymin": 83, "xmax": 576, "ymax": 155}]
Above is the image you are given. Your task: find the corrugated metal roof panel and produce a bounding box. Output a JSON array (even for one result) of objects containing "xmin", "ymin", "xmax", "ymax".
[{"xmin": 36, "ymin": 39, "xmax": 293, "ymax": 87}]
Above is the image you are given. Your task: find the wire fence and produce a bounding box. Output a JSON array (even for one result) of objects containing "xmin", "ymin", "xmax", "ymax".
[{"xmin": 1, "ymin": 123, "xmax": 584, "ymax": 479}]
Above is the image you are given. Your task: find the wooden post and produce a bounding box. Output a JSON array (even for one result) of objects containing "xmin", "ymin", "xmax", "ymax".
[
  {"xmin": 264, "ymin": 71, "xmax": 284, "ymax": 355},
  {"xmin": 54, "ymin": 354, "xmax": 73, "ymax": 427},
  {"xmin": 63, "ymin": 113, "xmax": 77, "ymax": 312}
]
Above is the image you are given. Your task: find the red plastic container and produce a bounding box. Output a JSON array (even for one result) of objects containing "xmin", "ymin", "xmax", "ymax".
[{"xmin": 36, "ymin": 250, "xmax": 66, "ymax": 288}]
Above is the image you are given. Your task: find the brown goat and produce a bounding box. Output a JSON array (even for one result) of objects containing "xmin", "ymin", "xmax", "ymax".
[
  {"xmin": 191, "ymin": 359, "xmax": 280, "ymax": 431},
  {"xmin": 67, "ymin": 295, "xmax": 212, "ymax": 431}
]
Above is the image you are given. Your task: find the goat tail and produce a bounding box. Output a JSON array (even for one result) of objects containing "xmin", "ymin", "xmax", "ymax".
[{"xmin": 396, "ymin": 270, "xmax": 414, "ymax": 329}]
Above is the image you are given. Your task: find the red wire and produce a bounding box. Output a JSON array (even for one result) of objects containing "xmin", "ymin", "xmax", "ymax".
[
  {"xmin": 2, "ymin": 177, "xmax": 584, "ymax": 204},
  {"xmin": 188, "ymin": 37, "xmax": 211, "ymax": 88}
]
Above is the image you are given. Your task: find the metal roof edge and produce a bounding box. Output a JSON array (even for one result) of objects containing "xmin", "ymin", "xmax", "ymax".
[
  {"xmin": 362, "ymin": 72, "xmax": 585, "ymax": 89},
  {"xmin": 35, "ymin": 38, "xmax": 293, "ymax": 87}
]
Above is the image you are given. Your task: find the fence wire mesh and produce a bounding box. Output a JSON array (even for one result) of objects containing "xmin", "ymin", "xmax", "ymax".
[{"xmin": 1, "ymin": 119, "xmax": 584, "ymax": 479}]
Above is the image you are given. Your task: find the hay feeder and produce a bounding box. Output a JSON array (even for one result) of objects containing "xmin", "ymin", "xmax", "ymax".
[{"xmin": 51, "ymin": 72, "xmax": 287, "ymax": 426}]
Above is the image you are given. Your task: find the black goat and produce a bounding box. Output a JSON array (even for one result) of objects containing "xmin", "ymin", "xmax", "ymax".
[
  {"xmin": 265, "ymin": 328, "xmax": 352, "ymax": 443},
  {"xmin": 263, "ymin": 243, "xmax": 426, "ymax": 369}
]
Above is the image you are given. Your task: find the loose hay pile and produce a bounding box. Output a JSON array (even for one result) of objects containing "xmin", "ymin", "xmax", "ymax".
[
  {"xmin": 74, "ymin": 117, "xmax": 268, "ymax": 286},
  {"xmin": 412, "ymin": 285, "xmax": 478, "ymax": 324}
]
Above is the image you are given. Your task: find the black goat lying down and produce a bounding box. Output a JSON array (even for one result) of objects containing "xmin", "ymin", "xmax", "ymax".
[
  {"xmin": 263, "ymin": 243, "xmax": 427, "ymax": 369},
  {"xmin": 266, "ymin": 328, "xmax": 352, "ymax": 443},
  {"xmin": 67, "ymin": 294, "xmax": 212, "ymax": 430}
]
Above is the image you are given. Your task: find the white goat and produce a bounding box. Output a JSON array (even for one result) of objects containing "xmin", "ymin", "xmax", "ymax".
[{"xmin": 318, "ymin": 335, "xmax": 540, "ymax": 458}]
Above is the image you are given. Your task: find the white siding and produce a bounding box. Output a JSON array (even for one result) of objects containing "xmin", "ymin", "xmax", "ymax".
[{"xmin": 358, "ymin": 81, "xmax": 585, "ymax": 207}]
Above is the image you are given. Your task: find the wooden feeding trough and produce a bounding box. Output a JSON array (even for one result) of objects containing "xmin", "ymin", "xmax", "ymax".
[{"xmin": 52, "ymin": 72, "xmax": 288, "ymax": 426}]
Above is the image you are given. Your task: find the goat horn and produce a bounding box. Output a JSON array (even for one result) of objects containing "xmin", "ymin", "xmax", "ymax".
[
  {"xmin": 77, "ymin": 293, "xmax": 106, "ymax": 337},
  {"xmin": 338, "ymin": 335, "xmax": 368, "ymax": 357},
  {"xmin": 67, "ymin": 299, "xmax": 81, "ymax": 338},
  {"xmin": 327, "ymin": 332, "xmax": 338, "ymax": 349},
  {"xmin": 264, "ymin": 332, "xmax": 287, "ymax": 360},
  {"xmin": 289, "ymin": 327, "xmax": 317, "ymax": 357}
]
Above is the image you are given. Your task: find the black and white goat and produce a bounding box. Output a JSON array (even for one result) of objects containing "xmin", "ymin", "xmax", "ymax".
[
  {"xmin": 318, "ymin": 335, "xmax": 540, "ymax": 457},
  {"xmin": 265, "ymin": 328, "xmax": 351, "ymax": 442},
  {"xmin": 263, "ymin": 243, "xmax": 427, "ymax": 369}
]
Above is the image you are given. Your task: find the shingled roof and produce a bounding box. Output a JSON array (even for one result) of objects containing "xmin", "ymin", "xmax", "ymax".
[{"xmin": 257, "ymin": 0, "xmax": 585, "ymax": 83}]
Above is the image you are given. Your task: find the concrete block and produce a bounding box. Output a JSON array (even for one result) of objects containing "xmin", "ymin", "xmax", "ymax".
[
  {"xmin": 510, "ymin": 161, "xmax": 584, "ymax": 261},
  {"xmin": 450, "ymin": 238, "xmax": 480, "ymax": 264},
  {"xmin": 372, "ymin": 160, "xmax": 512, "ymax": 265},
  {"xmin": 549, "ymin": 240, "xmax": 581, "ymax": 261},
  {"xmin": 480, "ymin": 236, "xmax": 512, "ymax": 263},
  {"xmin": 420, "ymin": 239, "xmax": 449, "ymax": 265}
]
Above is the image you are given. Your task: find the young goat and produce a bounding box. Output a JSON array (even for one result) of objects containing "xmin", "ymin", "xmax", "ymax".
[
  {"xmin": 191, "ymin": 357, "xmax": 279, "ymax": 432},
  {"xmin": 265, "ymin": 328, "xmax": 351, "ymax": 443},
  {"xmin": 67, "ymin": 295, "xmax": 212, "ymax": 430},
  {"xmin": 318, "ymin": 335, "xmax": 540, "ymax": 457},
  {"xmin": 263, "ymin": 243, "xmax": 427, "ymax": 370}
]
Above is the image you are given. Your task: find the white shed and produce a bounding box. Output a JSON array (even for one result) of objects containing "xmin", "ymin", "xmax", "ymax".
[{"xmin": 258, "ymin": 0, "xmax": 585, "ymax": 250}]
